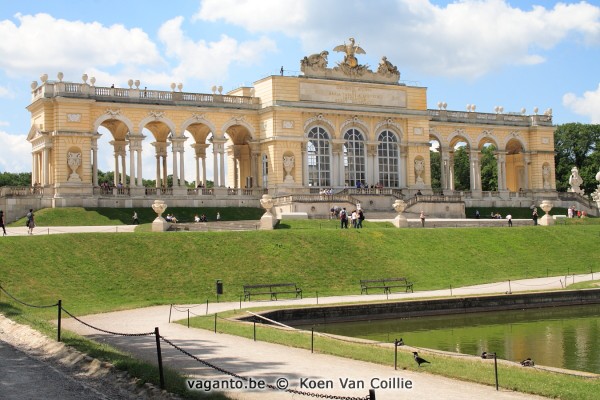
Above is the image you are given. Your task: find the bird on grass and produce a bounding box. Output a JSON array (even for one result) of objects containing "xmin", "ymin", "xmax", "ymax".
[
  {"xmin": 520, "ymin": 358, "xmax": 535, "ymax": 367},
  {"xmin": 413, "ymin": 352, "xmax": 430, "ymax": 367},
  {"xmin": 395, "ymin": 338, "xmax": 404, "ymax": 346},
  {"xmin": 481, "ymin": 351, "xmax": 489, "ymax": 359}
]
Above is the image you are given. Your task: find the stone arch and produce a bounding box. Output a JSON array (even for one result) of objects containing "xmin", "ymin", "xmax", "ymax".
[
  {"xmin": 503, "ymin": 133, "xmax": 527, "ymax": 153},
  {"xmin": 94, "ymin": 113, "xmax": 134, "ymax": 135},
  {"xmin": 447, "ymin": 129, "xmax": 473, "ymax": 149},
  {"xmin": 304, "ymin": 114, "xmax": 335, "ymax": 135},
  {"xmin": 181, "ymin": 115, "xmax": 217, "ymax": 139},
  {"xmin": 428, "ymin": 128, "xmax": 444, "ymax": 147},
  {"xmin": 138, "ymin": 114, "xmax": 177, "ymax": 138},
  {"xmin": 340, "ymin": 116, "xmax": 369, "ymax": 140},
  {"xmin": 476, "ymin": 130, "xmax": 500, "ymax": 150},
  {"xmin": 221, "ymin": 117, "xmax": 256, "ymax": 141},
  {"xmin": 504, "ymin": 134, "xmax": 528, "ymax": 192}
]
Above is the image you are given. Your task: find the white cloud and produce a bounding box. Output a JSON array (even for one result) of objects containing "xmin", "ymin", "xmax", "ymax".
[
  {"xmin": 0, "ymin": 131, "xmax": 30, "ymax": 172},
  {"xmin": 563, "ymin": 84, "xmax": 600, "ymax": 123},
  {"xmin": 158, "ymin": 16, "xmax": 277, "ymax": 83},
  {"xmin": 0, "ymin": 86, "xmax": 12, "ymax": 98},
  {"xmin": 0, "ymin": 13, "xmax": 163, "ymax": 78},
  {"xmin": 194, "ymin": 0, "xmax": 600, "ymax": 78}
]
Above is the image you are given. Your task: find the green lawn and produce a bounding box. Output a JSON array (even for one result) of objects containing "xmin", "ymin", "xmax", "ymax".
[{"xmin": 1, "ymin": 208, "xmax": 599, "ymax": 400}]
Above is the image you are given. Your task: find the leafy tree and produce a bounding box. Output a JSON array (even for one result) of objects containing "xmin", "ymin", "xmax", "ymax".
[
  {"xmin": 554, "ymin": 123, "xmax": 600, "ymax": 193},
  {"xmin": 480, "ymin": 145, "xmax": 498, "ymax": 191},
  {"xmin": 453, "ymin": 146, "xmax": 470, "ymax": 191},
  {"xmin": 429, "ymin": 150, "xmax": 441, "ymax": 189},
  {"xmin": 0, "ymin": 172, "xmax": 32, "ymax": 186}
]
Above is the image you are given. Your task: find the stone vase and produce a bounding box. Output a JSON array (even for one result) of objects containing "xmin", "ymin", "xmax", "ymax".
[
  {"xmin": 259, "ymin": 194, "xmax": 276, "ymax": 230},
  {"xmin": 151, "ymin": 200, "xmax": 169, "ymax": 232},
  {"xmin": 539, "ymin": 200, "xmax": 554, "ymax": 226}
]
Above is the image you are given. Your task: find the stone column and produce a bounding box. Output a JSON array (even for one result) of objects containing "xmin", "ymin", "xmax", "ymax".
[
  {"xmin": 448, "ymin": 151, "xmax": 455, "ymax": 191},
  {"xmin": 496, "ymin": 151, "xmax": 507, "ymax": 191},
  {"xmin": 42, "ymin": 146, "xmax": 50, "ymax": 186},
  {"xmin": 171, "ymin": 144, "xmax": 178, "ymax": 186},
  {"xmin": 91, "ymin": 141, "xmax": 98, "ymax": 187},
  {"xmin": 212, "ymin": 146, "xmax": 219, "ymax": 187},
  {"xmin": 128, "ymin": 140, "xmax": 136, "ymax": 187},
  {"xmin": 441, "ymin": 150, "xmax": 449, "ymax": 191},
  {"xmin": 155, "ymin": 155, "xmax": 161, "ymax": 187},
  {"xmin": 219, "ymin": 146, "xmax": 226, "ymax": 188},
  {"xmin": 523, "ymin": 154, "xmax": 530, "ymax": 190},
  {"xmin": 399, "ymin": 145, "xmax": 408, "ymax": 188},
  {"xmin": 32, "ymin": 151, "xmax": 39, "ymax": 186},
  {"xmin": 301, "ymin": 142, "xmax": 308, "ymax": 187},
  {"xmin": 470, "ymin": 149, "xmax": 481, "ymax": 191}
]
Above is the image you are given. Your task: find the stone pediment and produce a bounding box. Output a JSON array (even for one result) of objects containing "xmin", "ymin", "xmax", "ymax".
[{"xmin": 300, "ymin": 37, "xmax": 401, "ymax": 84}]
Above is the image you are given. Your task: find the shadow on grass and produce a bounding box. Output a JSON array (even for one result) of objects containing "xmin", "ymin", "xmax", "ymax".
[{"xmin": 0, "ymin": 302, "xmax": 23, "ymax": 318}]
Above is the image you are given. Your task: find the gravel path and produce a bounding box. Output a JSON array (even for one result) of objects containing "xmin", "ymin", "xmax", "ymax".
[{"xmin": 59, "ymin": 275, "xmax": 596, "ymax": 400}]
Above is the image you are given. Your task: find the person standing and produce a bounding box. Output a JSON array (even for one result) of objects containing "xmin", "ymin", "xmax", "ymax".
[
  {"xmin": 420, "ymin": 210, "xmax": 425, "ymax": 227},
  {"xmin": 340, "ymin": 208, "xmax": 348, "ymax": 229},
  {"xmin": 0, "ymin": 209, "xmax": 6, "ymax": 236},
  {"xmin": 132, "ymin": 211, "xmax": 139, "ymax": 225},
  {"xmin": 26, "ymin": 209, "xmax": 35, "ymax": 235},
  {"xmin": 216, "ymin": 212, "xmax": 221, "ymax": 222},
  {"xmin": 506, "ymin": 214, "xmax": 513, "ymax": 227},
  {"xmin": 532, "ymin": 208, "xmax": 538, "ymax": 226},
  {"xmin": 357, "ymin": 209, "xmax": 364, "ymax": 228}
]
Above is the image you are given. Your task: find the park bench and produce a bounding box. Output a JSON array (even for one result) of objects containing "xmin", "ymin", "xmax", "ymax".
[
  {"xmin": 243, "ymin": 283, "xmax": 302, "ymax": 301},
  {"xmin": 360, "ymin": 277, "xmax": 413, "ymax": 295}
]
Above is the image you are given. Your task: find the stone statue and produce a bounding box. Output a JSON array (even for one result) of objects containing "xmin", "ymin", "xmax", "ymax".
[
  {"xmin": 333, "ymin": 37, "xmax": 369, "ymax": 76},
  {"xmin": 568, "ymin": 166, "xmax": 584, "ymax": 194},
  {"xmin": 333, "ymin": 37, "xmax": 366, "ymax": 68},
  {"xmin": 542, "ymin": 164, "xmax": 551, "ymax": 189},
  {"xmin": 377, "ymin": 56, "xmax": 399, "ymax": 76},
  {"xmin": 283, "ymin": 155, "xmax": 295, "ymax": 183},
  {"xmin": 301, "ymin": 51, "xmax": 329, "ymax": 69},
  {"xmin": 591, "ymin": 169, "xmax": 600, "ymax": 209},
  {"xmin": 414, "ymin": 158, "xmax": 425, "ymax": 185},
  {"xmin": 67, "ymin": 151, "xmax": 82, "ymax": 182}
]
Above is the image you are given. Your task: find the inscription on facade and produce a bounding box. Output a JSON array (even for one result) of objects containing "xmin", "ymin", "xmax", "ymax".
[
  {"xmin": 300, "ymin": 82, "xmax": 406, "ymax": 108},
  {"xmin": 67, "ymin": 113, "xmax": 81, "ymax": 122}
]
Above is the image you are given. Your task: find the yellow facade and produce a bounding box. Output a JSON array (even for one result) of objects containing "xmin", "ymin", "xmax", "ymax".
[{"xmin": 26, "ymin": 44, "xmax": 556, "ymax": 206}]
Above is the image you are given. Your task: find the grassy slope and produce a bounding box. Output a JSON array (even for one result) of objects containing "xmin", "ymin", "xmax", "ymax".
[{"xmin": 1, "ymin": 224, "xmax": 599, "ymax": 318}]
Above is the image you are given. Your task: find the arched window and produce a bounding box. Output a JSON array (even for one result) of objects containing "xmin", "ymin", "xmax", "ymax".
[
  {"xmin": 307, "ymin": 127, "xmax": 331, "ymax": 187},
  {"xmin": 378, "ymin": 130, "xmax": 399, "ymax": 187},
  {"xmin": 344, "ymin": 128, "xmax": 366, "ymax": 187}
]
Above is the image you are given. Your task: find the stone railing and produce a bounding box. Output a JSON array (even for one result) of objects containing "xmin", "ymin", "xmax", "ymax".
[
  {"xmin": 0, "ymin": 186, "xmax": 45, "ymax": 197},
  {"xmin": 428, "ymin": 109, "xmax": 553, "ymax": 127},
  {"xmin": 32, "ymin": 81, "xmax": 260, "ymax": 109}
]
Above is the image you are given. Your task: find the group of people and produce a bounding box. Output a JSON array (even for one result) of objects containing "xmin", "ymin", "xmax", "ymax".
[
  {"xmin": 339, "ymin": 207, "xmax": 365, "ymax": 229},
  {"xmin": 567, "ymin": 206, "xmax": 586, "ymax": 218},
  {"xmin": 194, "ymin": 214, "xmax": 208, "ymax": 222}
]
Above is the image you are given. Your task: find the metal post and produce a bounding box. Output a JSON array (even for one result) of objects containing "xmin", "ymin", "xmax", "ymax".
[
  {"xmin": 493, "ymin": 352, "xmax": 499, "ymax": 391},
  {"xmin": 450, "ymin": 284, "xmax": 453, "ymax": 296},
  {"xmin": 508, "ymin": 280, "xmax": 512, "ymax": 294},
  {"xmin": 57, "ymin": 300, "xmax": 62, "ymax": 342},
  {"xmin": 316, "ymin": 291, "xmax": 319, "ymax": 305},
  {"xmin": 253, "ymin": 320, "xmax": 256, "ymax": 341},
  {"xmin": 394, "ymin": 339, "xmax": 398, "ymax": 370},
  {"xmin": 168, "ymin": 304, "xmax": 172, "ymax": 323},
  {"xmin": 239, "ymin": 295, "xmax": 242, "ymax": 309},
  {"xmin": 187, "ymin": 309, "xmax": 190, "ymax": 328},
  {"xmin": 369, "ymin": 388, "xmax": 376, "ymax": 400},
  {"xmin": 311, "ymin": 327, "xmax": 314, "ymax": 353},
  {"xmin": 214, "ymin": 313, "xmax": 217, "ymax": 333},
  {"xmin": 206, "ymin": 299, "xmax": 209, "ymax": 315},
  {"xmin": 154, "ymin": 327, "xmax": 165, "ymax": 390}
]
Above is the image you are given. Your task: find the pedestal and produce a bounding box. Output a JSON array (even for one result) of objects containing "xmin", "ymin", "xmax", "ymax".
[
  {"xmin": 260, "ymin": 212, "xmax": 275, "ymax": 230},
  {"xmin": 152, "ymin": 217, "xmax": 169, "ymax": 232},
  {"xmin": 539, "ymin": 214, "xmax": 554, "ymax": 226},
  {"xmin": 393, "ymin": 214, "xmax": 408, "ymax": 228}
]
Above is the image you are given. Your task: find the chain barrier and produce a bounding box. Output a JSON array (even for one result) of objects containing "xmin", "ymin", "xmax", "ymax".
[
  {"xmin": 159, "ymin": 335, "xmax": 369, "ymax": 400},
  {"xmin": 0, "ymin": 285, "xmax": 58, "ymax": 308},
  {"xmin": 61, "ymin": 307, "xmax": 154, "ymax": 337},
  {"xmin": 171, "ymin": 304, "xmax": 205, "ymax": 312}
]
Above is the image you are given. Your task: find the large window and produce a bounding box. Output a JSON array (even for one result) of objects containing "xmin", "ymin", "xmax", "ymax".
[
  {"xmin": 343, "ymin": 128, "xmax": 365, "ymax": 187},
  {"xmin": 378, "ymin": 130, "xmax": 399, "ymax": 187},
  {"xmin": 307, "ymin": 127, "xmax": 331, "ymax": 187}
]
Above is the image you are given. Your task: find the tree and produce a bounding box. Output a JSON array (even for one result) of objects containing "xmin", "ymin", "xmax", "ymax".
[
  {"xmin": 429, "ymin": 150, "xmax": 441, "ymax": 189},
  {"xmin": 453, "ymin": 147, "xmax": 470, "ymax": 191},
  {"xmin": 480, "ymin": 145, "xmax": 498, "ymax": 191},
  {"xmin": 554, "ymin": 123, "xmax": 600, "ymax": 193},
  {"xmin": 0, "ymin": 172, "xmax": 32, "ymax": 186}
]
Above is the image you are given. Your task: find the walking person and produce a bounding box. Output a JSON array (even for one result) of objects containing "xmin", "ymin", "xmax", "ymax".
[
  {"xmin": 420, "ymin": 210, "xmax": 425, "ymax": 227},
  {"xmin": 216, "ymin": 212, "xmax": 221, "ymax": 222},
  {"xmin": 26, "ymin": 209, "xmax": 35, "ymax": 235},
  {"xmin": 506, "ymin": 214, "xmax": 513, "ymax": 227},
  {"xmin": 340, "ymin": 208, "xmax": 348, "ymax": 229},
  {"xmin": 0, "ymin": 209, "xmax": 6, "ymax": 236},
  {"xmin": 532, "ymin": 208, "xmax": 538, "ymax": 226},
  {"xmin": 357, "ymin": 209, "xmax": 364, "ymax": 228},
  {"xmin": 132, "ymin": 211, "xmax": 139, "ymax": 225}
]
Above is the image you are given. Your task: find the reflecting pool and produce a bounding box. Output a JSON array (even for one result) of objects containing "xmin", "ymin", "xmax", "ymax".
[{"xmin": 300, "ymin": 304, "xmax": 600, "ymax": 374}]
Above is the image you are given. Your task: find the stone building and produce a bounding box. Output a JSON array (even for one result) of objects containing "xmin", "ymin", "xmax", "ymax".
[{"xmin": 15, "ymin": 38, "xmax": 576, "ymax": 218}]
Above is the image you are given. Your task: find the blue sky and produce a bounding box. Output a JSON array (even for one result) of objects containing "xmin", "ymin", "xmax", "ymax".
[{"xmin": 1, "ymin": 0, "xmax": 600, "ymax": 179}]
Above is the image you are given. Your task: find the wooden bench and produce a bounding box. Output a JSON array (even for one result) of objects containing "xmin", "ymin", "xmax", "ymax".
[
  {"xmin": 243, "ymin": 283, "xmax": 302, "ymax": 301},
  {"xmin": 360, "ymin": 277, "xmax": 413, "ymax": 295}
]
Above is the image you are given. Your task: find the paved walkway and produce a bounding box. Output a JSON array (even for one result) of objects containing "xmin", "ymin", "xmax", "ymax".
[
  {"xmin": 61, "ymin": 274, "xmax": 597, "ymax": 400},
  {"xmin": 4, "ymin": 225, "xmax": 137, "ymax": 236}
]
